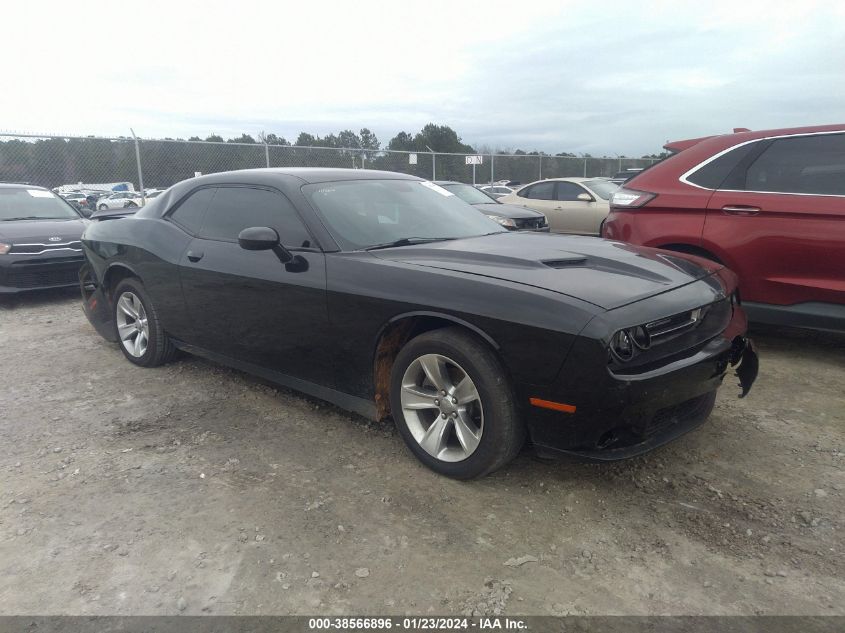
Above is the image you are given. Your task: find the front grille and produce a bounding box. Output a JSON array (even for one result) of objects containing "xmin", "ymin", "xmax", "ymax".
[
  {"xmin": 5, "ymin": 260, "xmax": 84, "ymax": 288},
  {"xmin": 9, "ymin": 241, "xmax": 83, "ymax": 255},
  {"xmin": 515, "ymin": 218, "xmax": 546, "ymax": 230}
]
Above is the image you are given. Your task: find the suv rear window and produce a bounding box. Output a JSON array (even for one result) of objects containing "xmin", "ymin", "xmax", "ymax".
[{"xmin": 744, "ymin": 133, "xmax": 845, "ymax": 195}]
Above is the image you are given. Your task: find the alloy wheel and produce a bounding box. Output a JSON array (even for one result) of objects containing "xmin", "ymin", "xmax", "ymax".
[
  {"xmin": 115, "ymin": 291, "xmax": 149, "ymax": 358},
  {"xmin": 400, "ymin": 353, "xmax": 483, "ymax": 462}
]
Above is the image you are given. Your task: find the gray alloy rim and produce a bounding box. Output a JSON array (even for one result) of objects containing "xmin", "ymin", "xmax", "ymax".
[
  {"xmin": 400, "ymin": 353, "xmax": 484, "ymax": 462},
  {"xmin": 115, "ymin": 291, "xmax": 149, "ymax": 358}
]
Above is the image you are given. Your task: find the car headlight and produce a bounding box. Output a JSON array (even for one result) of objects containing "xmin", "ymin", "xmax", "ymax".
[
  {"xmin": 486, "ymin": 215, "xmax": 516, "ymax": 228},
  {"xmin": 609, "ymin": 325, "xmax": 652, "ymax": 362},
  {"xmin": 609, "ymin": 329, "xmax": 635, "ymax": 361},
  {"xmin": 0, "ymin": 242, "xmax": 10, "ymax": 255}
]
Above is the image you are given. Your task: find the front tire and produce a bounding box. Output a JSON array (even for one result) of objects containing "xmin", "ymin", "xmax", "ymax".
[
  {"xmin": 113, "ymin": 278, "xmax": 176, "ymax": 367},
  {"xmin": 98, "ymin": 204, "xmax": 108, "ymax": 211},
  {"xmin": 389, "ymin": 327, "xmax": 524, "ymax": 479}
]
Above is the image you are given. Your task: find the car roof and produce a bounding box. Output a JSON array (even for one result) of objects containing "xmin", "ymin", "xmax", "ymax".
[
  {"xmin": 664, "ymin": 123, "xmax": 845, "ymax": 153},
  {"xmin": 523, "ymin": 177, "xmax": 593, "ymax": 185},
  {"xmin": 0, "ymin": 183, "xmax": 49, "ymax": 190},
  {"xmin": 195, "ymin": 167, "xmax": 423, "ymax": 186}
]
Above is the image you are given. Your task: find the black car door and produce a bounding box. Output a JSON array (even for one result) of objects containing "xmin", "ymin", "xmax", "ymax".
[{"xmin": 176, "ymin": 184, "xmax": 333, "ymax": 387}]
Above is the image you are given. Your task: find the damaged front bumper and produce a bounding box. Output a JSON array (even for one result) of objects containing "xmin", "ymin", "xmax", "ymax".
[{"xmin": 523, "ymin": 303, "xmax": 759, "ymax": 462}]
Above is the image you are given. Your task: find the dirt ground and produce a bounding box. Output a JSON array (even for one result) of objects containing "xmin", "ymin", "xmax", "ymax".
[{"xmin": 0, "ymin": 288, "xmax": 843, "ymax": 616}]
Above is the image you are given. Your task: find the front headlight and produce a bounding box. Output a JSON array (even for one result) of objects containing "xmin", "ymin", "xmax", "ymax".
[
  {"xmin": 609, "ymin": 329, "xmax": 634, "ymax": 361},
  {"xmin": 0, "ymin": 242, "xmax": 10, "ymax": 255},
  {"xmin": 486, "ymin": 215, "xmax": 516, "ymax": 228}
]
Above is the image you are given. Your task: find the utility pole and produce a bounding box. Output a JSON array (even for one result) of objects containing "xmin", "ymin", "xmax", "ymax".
[
  {"xmin": 129, "ymin": 128, "xmax": 145, "ymax": 203},
  {"xmin": 425, "ymin": 145, "xmax": 435, "ymax": 180}
]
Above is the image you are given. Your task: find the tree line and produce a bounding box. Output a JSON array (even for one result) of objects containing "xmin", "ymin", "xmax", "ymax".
[{"xmin": 0, "ymin": 124, "xmax": 666, "ymax": 189}]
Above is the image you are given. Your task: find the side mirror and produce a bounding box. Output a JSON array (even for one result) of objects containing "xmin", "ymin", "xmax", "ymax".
[
  {"xmin": 238, "ymin": 226, "xmax": 293, "ymax": 263},
  {"xmin": 577, "ymin": 192, "xmax": 594, "ymax": 202}
]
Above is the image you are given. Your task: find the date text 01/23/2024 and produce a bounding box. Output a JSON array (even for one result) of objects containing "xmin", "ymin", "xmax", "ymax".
[{"xmin": 307, "ymin": 617, "xmax": 527, "ymax": 630}]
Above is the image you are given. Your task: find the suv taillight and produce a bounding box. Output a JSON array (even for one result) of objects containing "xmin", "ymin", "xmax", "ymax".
[{"xmin": 610, "ymin": 187, "xmax": 656, "ymax": 209}]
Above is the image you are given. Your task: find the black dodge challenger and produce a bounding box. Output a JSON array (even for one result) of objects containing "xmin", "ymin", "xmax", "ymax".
[{"xmin": 79, "ymin": 168, "xmax": 758, "ymax": 479}]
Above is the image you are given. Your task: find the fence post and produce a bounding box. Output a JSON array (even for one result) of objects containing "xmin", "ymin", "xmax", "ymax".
[
  {"xmin": 130, "ymin": 128, "xmax": 145, "ymax": 200},
  {"xmin": 583, "ymin": 157, "xmax": 587, "ymax": 178},
  {"xmin": 538, "ymin": 154, "xmax": 542, "ymax": 180},
  {"xmin": 265, "ymin": 142, "xmax": 270, "ymax": 168},
  {"xmin": 491, "ymin": 154, "xmax": 495, "ymax": 185}
]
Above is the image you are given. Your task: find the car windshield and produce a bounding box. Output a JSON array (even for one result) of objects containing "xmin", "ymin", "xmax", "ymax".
[
  {"xmin": 583, "ymin": 179, "xmax": 619, "ymax": 200},
  {"xmin": 0, "ymin": 188, "xmax": 80, "ymax": 220},
  {"xmin": 440, "ymin": 183, "xmax": 497, "ymax": 205},
  {"xmin": 304, "ymin": 179, "xmax": 505, "ymax": 250}
]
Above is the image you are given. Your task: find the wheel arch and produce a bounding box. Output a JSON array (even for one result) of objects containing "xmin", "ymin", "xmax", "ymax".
[
  {"xmin": 657, "ymin": 242, "xmax": 725, "ymax": 265},
  {"xmin": 372, "ymin": 311, "xmax": 500, "ymax": 421},
  {"xmin": 103, "ymin": 262, "xmax": 141, "ymax": 302}
]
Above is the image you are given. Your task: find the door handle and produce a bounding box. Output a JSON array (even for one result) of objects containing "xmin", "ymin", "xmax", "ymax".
[
  {"xmin": 722, "ymin": 205, "xmax": 760, "ymax": 216},
  {"xmin": 186, "ymin": 250, "xmax": 204, "ymax": 262}
]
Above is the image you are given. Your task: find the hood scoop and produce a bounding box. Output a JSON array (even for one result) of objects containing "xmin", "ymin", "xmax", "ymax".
[{"xmin": 541, "ymin": 256, "xmax": 587, "ymax": 268}]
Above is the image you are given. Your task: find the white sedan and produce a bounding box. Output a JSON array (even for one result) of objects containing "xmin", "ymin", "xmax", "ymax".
[{"xmin": 96, "ymin": 192, "xmax": 144, "ymax": 211}]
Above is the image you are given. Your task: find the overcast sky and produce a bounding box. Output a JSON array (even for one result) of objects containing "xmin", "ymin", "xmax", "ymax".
[{"xmin": 4, "ymin": 0, "xmax": 844, "ymax": 155}]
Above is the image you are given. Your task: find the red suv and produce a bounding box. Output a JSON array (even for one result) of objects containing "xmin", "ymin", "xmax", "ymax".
[{"xmin": 603, "ymin": 124, "xmax": 845, "ymax": 332}]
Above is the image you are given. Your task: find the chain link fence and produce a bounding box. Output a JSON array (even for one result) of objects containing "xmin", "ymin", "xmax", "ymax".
[{"xmin": 0, "ymin": 132, "xmax": 660, "ymax": 194}]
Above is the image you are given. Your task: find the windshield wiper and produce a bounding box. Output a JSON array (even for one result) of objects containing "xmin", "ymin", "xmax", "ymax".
[{"xmin": 363, "ymin": 237, "xmax": 454, "ymax": 251}]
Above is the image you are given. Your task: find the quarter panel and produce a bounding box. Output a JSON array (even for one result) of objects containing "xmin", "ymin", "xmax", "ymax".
[{"xmin": 82, "ymin": 217, "xmax": 193, "ymax": 336}]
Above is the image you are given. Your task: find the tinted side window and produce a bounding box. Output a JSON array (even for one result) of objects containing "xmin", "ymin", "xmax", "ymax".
[
  {"xmin": 199, "ymin": 186, "xmax": 312, "ymax": 247},
  {"xmin": 687, "ymin": 141, "xmax": 760, "ymax": 189},
  {"xmin": 169, "ymin": 187, "xmax": 216, "ymax": 234},
  {"xmin": 520, "ymin": 181, "xmax": 555, "ymax": 200},
  {"xmin": 555, "ymin": 182, "xmax": 587, "ymax": 201},
  {"xmin": 744, "ymin": 134, "xmax": 845, "ymax": 195}
]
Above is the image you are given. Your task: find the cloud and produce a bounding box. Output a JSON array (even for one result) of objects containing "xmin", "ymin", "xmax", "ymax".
[{"xmin": 2, "ymin": 0, "xmax": 843, "ymax": 155}]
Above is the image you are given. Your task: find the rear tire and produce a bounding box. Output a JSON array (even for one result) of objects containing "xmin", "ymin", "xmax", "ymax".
[
  {"xmin": 112, "ymin": 278, "xmax": 176, "ymax": 367},
  {"xmin": 98, "ymin": 204, "xmax": 108, "ymax": 211},
  {"xmin": 389, "ymin": 327, "xmax": 524, "ymax": 479}
]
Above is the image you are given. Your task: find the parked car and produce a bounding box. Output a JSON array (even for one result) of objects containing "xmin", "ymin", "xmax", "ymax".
[
  {"xmin": 479, "ymin": 185, "xmax": 516, "ymax": 199},
  {"xmin": 79, "ymin": 168, "xmax": 757, "ymax": 478},
  {"xmin": 603, "ymin": 123, "xmax": 845, "ymax": 332},
  {"xmin": 97, "ymin": 192, "xmax": 144, "ymax": 211},
  {"xmin": 0, "ymin": 184, "xmax": 87, "ymax": 293},
  {"xmin": 435, "ymin": 181, "xmax": 548, "ymax": 231},
  {"xmin": 497, "ymin": 177, "xmax": 618, "ymax": 235},
  {"xmin": 609, "ymin": 168, "xmax": 644, "ymax": 185},
  {"xmin": 60, "ymin": 192, "xmax": 90, "ymax": 208}
]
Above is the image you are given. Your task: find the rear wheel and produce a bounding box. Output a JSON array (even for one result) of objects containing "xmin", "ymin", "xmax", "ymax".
[
  {"xmin": 98, "ymin": 204, "xmax": 108, "ymax": 211},
  {"xmin": 389, "ymin": 327, "xmax": 524, "ymax": 479},
  {"xmin": 113, "ymin": 278, "xmax": 176, "ymax": 367}
]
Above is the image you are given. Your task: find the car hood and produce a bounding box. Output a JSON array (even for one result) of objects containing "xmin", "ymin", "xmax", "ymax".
[
  {"xmin": 370, "ymin": 232, "xmax": 722, "ymax": 310},
  {"xmin": 472, "ymin": 202, "xmax": 545, "ymax": 219},
  {"xmin": 0, "ymin": 218, "xmax": 87, "ymax": 242}
]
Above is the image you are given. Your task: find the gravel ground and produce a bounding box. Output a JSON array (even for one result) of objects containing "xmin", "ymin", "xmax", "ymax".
[{"xmin": 0, "ymin": 288, "xmax": 843, "ymax": 615}]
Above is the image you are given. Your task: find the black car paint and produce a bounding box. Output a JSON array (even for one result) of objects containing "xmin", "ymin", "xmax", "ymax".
[
  {"xmin": 80, "ymin": 168, "xmax": 756, "ymax": 459},
  {"xmin": 0, "ymin": 185, "xmax": 88, "ymax": 293}
]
